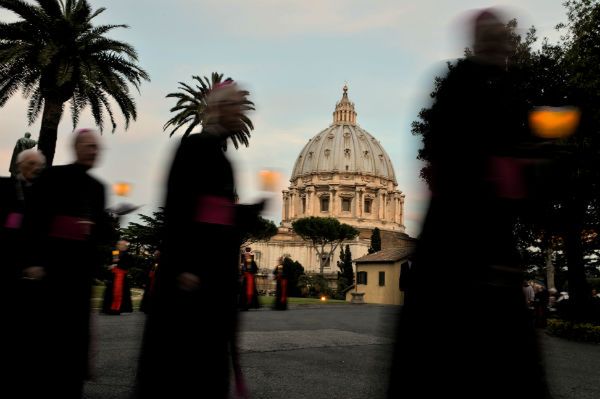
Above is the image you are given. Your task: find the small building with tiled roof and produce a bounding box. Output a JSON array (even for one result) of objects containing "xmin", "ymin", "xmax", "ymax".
[{"xmin": 346, "ymin": 247, "xmax": 415, "ymax": 305}]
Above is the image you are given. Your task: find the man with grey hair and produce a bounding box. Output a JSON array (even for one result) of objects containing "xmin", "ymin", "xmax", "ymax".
[
  {"xmin": 9, "ymin": 132, "xmax": 38, "ymax": 177},
  {"xmin": 1, "ymin": 147, "xmax": 45, "ymax": 398},
  {"xmin": 21, "ymin": 128, "xmax": 112, "ymax": 398}
]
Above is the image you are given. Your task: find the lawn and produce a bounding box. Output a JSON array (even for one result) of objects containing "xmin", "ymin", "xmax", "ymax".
[{"xmin": 91, "ymin": 286, "xmax": 347, "ymax": 310}]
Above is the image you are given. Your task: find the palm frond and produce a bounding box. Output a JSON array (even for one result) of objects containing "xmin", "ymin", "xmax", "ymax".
[
  {"xmin": 35, "ymin": 0, "xmax": 62, "ymax": 18},
  {"xmin": 27, "ymin": 87, "xmax": 43, "ymax": 125}
]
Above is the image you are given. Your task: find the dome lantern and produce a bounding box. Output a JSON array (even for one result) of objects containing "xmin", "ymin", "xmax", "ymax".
[{"xmin": 333, "ymin": 84, "xmax": 357, "ymax": 125}]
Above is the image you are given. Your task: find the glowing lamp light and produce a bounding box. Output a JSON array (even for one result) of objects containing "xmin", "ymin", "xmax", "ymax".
[
  {"xmin": 113, "ymin": 182, "xmax": 131, "ymax": 197},
  {"xmin": 320, "ymin": 296, "xmax": 327, "ymax": 301},
  {"xmin": 258, "ymin": 169, "xmax": 281, "ymax": 192},
  {"xmin": 529, "ymin": 106, "xmax": 581, "ymax": 139}
]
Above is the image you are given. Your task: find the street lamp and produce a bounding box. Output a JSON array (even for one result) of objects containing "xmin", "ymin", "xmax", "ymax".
[{"xmin": 113, "ymin": 182, "xmax": 131, "ymax": 197}]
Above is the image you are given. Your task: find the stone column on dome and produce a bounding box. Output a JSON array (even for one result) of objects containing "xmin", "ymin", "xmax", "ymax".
[
  {"xmin": 306, "ymin": 186, "xmax": 315, "ymax": 216},
  {"xmin": 355, "ymin": 187, "xmax": 364, "ymax": 218},
  {"xmin": 400, "ymin": 193, "xmax": 405, "ymax": 226},
  {"xmin": 282, "ymin": 190, "xmax": 289, "ymax": 221},
  {"xmin": 394, "ymin": 194, "xmax": 401, "ymax": 224},
  {"xmin": 289, "ymin": 189, "xmax": 297, "ymax": 219},
  {"xmin": 378, "ymin": 189, "xmax": 386, "ymax": 220},
  {"xmin": 329, "ymin": 185, "xmax": 338, "ymax": 216}
]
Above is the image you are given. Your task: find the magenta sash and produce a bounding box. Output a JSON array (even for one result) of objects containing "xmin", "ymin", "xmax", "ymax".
[
  {"xmin": 195, "ymin": 195, "xmax": 235, "ymax": 225},
  {"xmin": 49, "ymin": 215, "xmax": 92, "ymax": 241},
  {"xmin": 489, "ymin": 156, "xmax": 529, "ymax": 199},
  {"xmin": 4, "ymin": 212, "xmax": 23, "ymax": 229}
]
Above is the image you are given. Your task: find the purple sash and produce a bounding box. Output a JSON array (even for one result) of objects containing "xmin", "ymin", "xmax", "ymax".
[
  {"xmin": 195, "ymin": 196, "xmax": 235, "ymax": 225},
  {"xmin": 4, "ymin": 212, "xmax": 23, "ymax": 229},
  {"xmin": 49, "ymin": 215, "xmax": 93, "ymax": 241}
]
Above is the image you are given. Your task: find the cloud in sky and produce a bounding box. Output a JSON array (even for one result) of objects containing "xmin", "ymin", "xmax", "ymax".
[{"xmin": 0, "ymin": 0, "xmax": 569, "ymax": 237}]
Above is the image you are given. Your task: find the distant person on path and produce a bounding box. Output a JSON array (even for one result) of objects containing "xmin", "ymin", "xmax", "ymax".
[
  {"xmin": 102, "ymin": 240, "xmax": 134, "ymax": 315},
  {"xmin": 387, "ymin": 8, "xmax": 551, "ymax": 398},
  {"xmin": 273, "ymin": 257, "xmax": 288, "ymax": 310},
  {"xmin": 140, "ymin": 249, "xmax": 160, "ymax": 314},
  {"xmin": 9, "ymin": 132, "xmax": 37, "ymax": 177},
  {"xmin": 135, "ymin": 79, "xmax": 265, "ymax": 399},
  {"xmin": 21, "ymin": 128, "xmax": 112, "ymax": 399},
  {"xmin": 239, "ymin": 246, "xmax": 260, "ymax": 310}
]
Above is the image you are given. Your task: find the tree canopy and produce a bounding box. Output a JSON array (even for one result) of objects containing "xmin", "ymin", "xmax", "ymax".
[
  {"xmin": 292, "ymin": 216, "xmax": 358, "ymax": 274},
  {"xmin": 0, "ymin": 0, "xmax": 150, "ymax": 164}
]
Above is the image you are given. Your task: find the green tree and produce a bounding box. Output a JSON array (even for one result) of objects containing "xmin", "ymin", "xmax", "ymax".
[
  {"xmin": 337, "ymin": 244, "xmax": 354, "ymax": 293},
  {"xmin": 298, "ymin": 273, "xmax": 333, "ymax": 298},
  {"xmin": 368, "ymin": 227, "xmax": 381, "ymax": 254},
  {"xmin": 553, "ymin": 0, "xmax": 600, "ymax": 315},
  {"xmin": 241, "ymin": 216, "xmax": 278, "ymax": 247},
  {"xmin": 120, "ymin": 208, "xmax": 165, "ymax": 255},
  {"xmin": 163, "ymin": 72, "xmax": 254, "ymax": 149},
  {"xmin": 119, "ymin": 208, "xmax": 165, "ymax": 287},
  {"xmin": 292, "ymin": 216, "xmax": 359, "ymax": 274},
  {"xmin": 0, "ymin": 0, "xmax": 150, "ymax": 165}
]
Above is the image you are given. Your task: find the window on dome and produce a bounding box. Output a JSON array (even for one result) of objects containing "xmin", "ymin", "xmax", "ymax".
[
  {"xmin": 321, "ymin": 196, "xmax": 330, "ymax": 212},
  {"xmin": 342, "ymin": 198, "xmax": 351, "ymax": 212},
  {"xmin": 364, "ymin": 199, "xmax": 372, "ymax": 214}
]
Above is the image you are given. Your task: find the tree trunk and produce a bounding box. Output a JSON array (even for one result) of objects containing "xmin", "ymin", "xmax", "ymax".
[
  {"xmin": 564, "ymin": 196, "xmax": 589, "ymax": 320},
  {"xmin": 545, "ymin": 247, "xmax": 555, "ymax": 291},
  {"xmin": 37, "ymin": 96, "xmax": 64, "ymax": 166}
]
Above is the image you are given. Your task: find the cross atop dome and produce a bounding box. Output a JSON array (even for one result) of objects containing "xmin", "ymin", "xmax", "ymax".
[{"xmin": 333, "ymin": 84, "xmax": 357, "ymax": 125}]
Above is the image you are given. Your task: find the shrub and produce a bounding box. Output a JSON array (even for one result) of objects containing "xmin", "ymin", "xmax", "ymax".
[{"xmin": 546, "ymin": 319, "xmax": 600, "ymax": 343}]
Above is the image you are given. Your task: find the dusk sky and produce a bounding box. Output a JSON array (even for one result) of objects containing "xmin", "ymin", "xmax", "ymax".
[{"xmin": 0, "ymin": 1, "xmax": 568, "ymax": 236}]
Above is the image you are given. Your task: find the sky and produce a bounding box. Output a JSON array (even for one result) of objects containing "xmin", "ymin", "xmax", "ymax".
[{"xmin": 0, "ymin": 0, "xmax": 570, "ymax": 237}]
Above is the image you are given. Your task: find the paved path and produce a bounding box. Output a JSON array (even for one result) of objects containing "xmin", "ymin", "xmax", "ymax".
[{"xmin": 84, "ymin": 304, "xmax": 600, "ymax": 398}]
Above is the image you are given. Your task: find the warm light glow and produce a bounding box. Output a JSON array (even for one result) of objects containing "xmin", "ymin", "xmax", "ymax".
[
  {"xmin": 113, "ymin": 182, "xmax": 131, "ymax": 196},
  {"xmin": 529, "ymin": 106, "xmax": 580, "ymax": 139},
  {"xmin": 320, "ymin": 296, "xmax": 327, "ymax": 301},
  {"xmin": 258, "ymin": 169, "xmax": 281, "ymax": 192}
]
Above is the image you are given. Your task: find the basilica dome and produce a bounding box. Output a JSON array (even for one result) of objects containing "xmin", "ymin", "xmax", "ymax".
[
  {"xmin": 282, "ymin": 86, "xmax": 405, "ymax": 233},
  {"xmin": 291, "ymin": 86, "xmax": 397, "ymax": 184}
]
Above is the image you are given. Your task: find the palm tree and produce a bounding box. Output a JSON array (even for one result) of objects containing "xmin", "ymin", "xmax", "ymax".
[
  {"xmin": 163, "ymin": 72, "xmax": 254, "ymax": 150},
  {"xmin": 0, "ymin": 0, "xmax": 150, "ymax": 165}
]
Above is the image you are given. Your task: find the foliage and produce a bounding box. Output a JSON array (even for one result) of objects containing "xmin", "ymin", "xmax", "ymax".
[
  {"xmin": 337, "ymin": 244, "xmax": 354, "ymax": 293},
  {"xmin": 298, "ymin": 273, "xmax": 334, "ymax": 298},
  {"xmin": 0, "ymin": 0, "xmax": 150, "ymax": 164},
  {"xmin": 292, "ymin": 216, "xmax": 359, "ymax": 273},
  {"xmin": 282, "ymin": 256, "xmax": 305, "ymax": 297},
  {"xmin": 241, "ymin": 216, "xmax": 278, "ymax": 246},
  {"xmin": 163, "ymin": 72, "xmax": 255, "ymax": 150},
  {"xmin": 547, "ymin": 319, "xmax": 600, "ymax": 343},
  {"xmin": 368, "ymin": 227, "xmax": 381, "ymax": 254},
  {"xmin": 120, "ymin": 208, "xmax": 165, "ymax": 254},
  {"xmin": 119, "ymin": 208, "xmax": 165, "ymax": 287}
]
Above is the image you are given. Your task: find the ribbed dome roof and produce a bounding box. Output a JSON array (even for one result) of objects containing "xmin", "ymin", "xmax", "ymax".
[{"xmin": 290, "ymin": 86, "xmax": 397, "ymax": 183}]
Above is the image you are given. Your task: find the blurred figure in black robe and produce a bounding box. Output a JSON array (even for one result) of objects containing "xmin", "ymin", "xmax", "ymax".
[
  {"xmin": 1, "ymin": 149, "xmax": 45, "ymax": 395},
  {"xmin": 387, "ymin": 9, "xmax": 551, "ymax": 399},
  {"xmin": 136, "ymin": 79, "xmax": 263, "ymax": 399},
  {"xmin": 21, "ymin": 128, "xmax": 111, "ymax": 399},
  {"xmin": 140, "ymin": 249, "xmax": 160, "ymax": 314}
]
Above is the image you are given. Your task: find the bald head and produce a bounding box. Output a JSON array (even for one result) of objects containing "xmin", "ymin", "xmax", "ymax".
[
  {"xmin": 472, "ymin": 8, "xmax": 513, "ymax": 66},
  {"xmin": 73, "ymin": 128, "xmax": 101, "ymax": 168}
]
